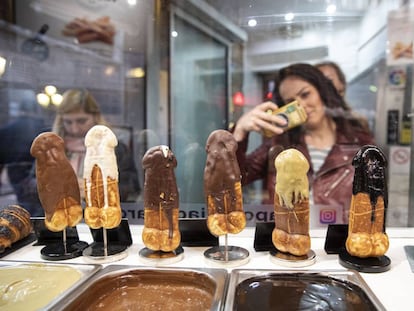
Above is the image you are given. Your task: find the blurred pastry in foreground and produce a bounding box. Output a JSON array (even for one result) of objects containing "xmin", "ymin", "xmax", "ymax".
[
  {"xmin": 0, "ymin": 204, "xmax": 32, "ymax": 253},
  {"xmin": 142, "ymin": 145, "xmax": 180, "ymax": 252},
  {"xmin": 272, "ymin": 148, "xmax": 310, "ymax": 256},
  {"xmin": 30, "ymin": 132, "xmax": 82, "ymax": 232},
  {"xmin": 83, "ymin": 125, "xmax": 121, "ymax": 229},
  {"xmin": 204, "ymin": 130, "xmax": 246, "ymax": 236},
  {"xmin": 346, "ymin": 145, "xmax": 389, "ymax": 258}
]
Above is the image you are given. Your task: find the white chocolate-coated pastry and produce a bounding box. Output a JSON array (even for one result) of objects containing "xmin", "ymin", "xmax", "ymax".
[
  {"xmin": 275, "ymin": 148, "xmax": 309, "ymax": 209},
  {"xmin": 272, "ymin": 148, "xmax": 310, "ymax": 256},
  {"xmin": 83, "ymin": 125, "xmax": 121, "ymax": 229}
]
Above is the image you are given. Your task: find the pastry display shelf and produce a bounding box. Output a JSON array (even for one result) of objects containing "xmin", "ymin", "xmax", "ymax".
[{"xmin": 2, "ymin": 224, "xmax": 414, "ymax": 311}]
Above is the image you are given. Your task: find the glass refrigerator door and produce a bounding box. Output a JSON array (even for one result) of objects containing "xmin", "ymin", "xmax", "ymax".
[{"xmin": 170, "ymin": 14, "xmax": 228, "ymax": 209}]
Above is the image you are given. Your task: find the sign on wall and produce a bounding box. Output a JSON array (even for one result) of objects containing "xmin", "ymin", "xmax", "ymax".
[{"xmin": 387, "ymin": 9, "xmax": 414, "ymax": 66}]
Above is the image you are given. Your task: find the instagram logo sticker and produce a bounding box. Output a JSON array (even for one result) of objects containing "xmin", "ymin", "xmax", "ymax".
[{"xmin": 320, "ymin": 208, "xmax": 336, "ymax": 224}]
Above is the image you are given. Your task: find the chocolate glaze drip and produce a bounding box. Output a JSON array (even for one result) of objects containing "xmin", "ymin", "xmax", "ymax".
[
  {"xmin": 142, "ymin": 146, "xmax": 178, "ymax": 239},
  {"xmin": 352, "ymin": 145, "xmax": 387, "ymax": 223}
]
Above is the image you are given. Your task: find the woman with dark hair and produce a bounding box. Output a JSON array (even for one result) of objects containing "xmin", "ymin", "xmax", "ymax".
[
  {"xmin": 316, "ymin": 60, "xmax": 371, "ymax": 132},
  {"xmin": 232, "ymin": 63, "xmax": 374, "ymax": 223}
]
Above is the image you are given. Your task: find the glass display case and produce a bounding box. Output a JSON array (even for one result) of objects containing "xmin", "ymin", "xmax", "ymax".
[{"xmin": 0, "ymin": 0, "xmax": 412, "ymax": 227}]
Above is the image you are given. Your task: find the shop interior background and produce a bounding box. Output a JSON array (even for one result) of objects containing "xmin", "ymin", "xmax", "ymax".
[{"xmin": 0, "ymin": 0, "xmax": 413, "ymax": 227}]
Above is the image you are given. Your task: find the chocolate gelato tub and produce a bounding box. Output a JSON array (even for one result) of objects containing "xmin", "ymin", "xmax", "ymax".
[
  {"xmin": 58, "ymin": 265, "xmax": 228, "ymax": 311},
  {"xmin": 225, "ymin": 269, "xmax": 385, "ymax": 311},
  {"xmin": 0, "ymin": 260, "xmax": 101, "ymax": 311}
]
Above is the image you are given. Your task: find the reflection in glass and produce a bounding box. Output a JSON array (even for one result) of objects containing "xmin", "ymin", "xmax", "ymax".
[{"xmin": 171, "ymin": 15, "xmax": 227, "ymax": 205}]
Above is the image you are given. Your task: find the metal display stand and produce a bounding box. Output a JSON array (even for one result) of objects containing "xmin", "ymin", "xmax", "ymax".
[
  {"xmin": 82, "ymin": 228, "xmax": 128, "ymax": 263},
  {"xmin": 269, "ymin": 248, "xmax": 316, "ymax": 267},
  {"xmin": 138, "ymin": 245, "xmax": 185, "ymax": 266},
  {"xmin": 204, "ymin": 234, "xmax": 249, "ymax": 267}
]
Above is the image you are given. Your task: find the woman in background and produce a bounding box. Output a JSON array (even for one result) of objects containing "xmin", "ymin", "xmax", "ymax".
[
  {"xmin": 315, "ymin": 61, "xmax": 347, "ymax": 98},
  {"xmin": 316, "ymin": 60, "xmax": 371, "ymax": 132},
  {"xmin": 12, "ymin": 89, "xmax": 141, "ymax": 216},
  {"xmin": 232, "ymin": 63, "xmax": 374, "ymax": 223},
  {"xmin": 52, "ymin": 89, "xmax": 140, "ymax": 202}
]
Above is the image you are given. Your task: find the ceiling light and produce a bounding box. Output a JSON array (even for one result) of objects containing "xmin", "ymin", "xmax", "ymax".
[
  {"xmin": 326, "ymin": 4, "xmax": 336, "ymax": 15},
  {"xmin": 51, "ymin": 93, "xmax": 63, "ymax": 106},
  {"xmin": 127, "ymin": 67, "xmax": 145, "ymax": 78},
  {"xmin": 105, "ymin": 66, "xmax": 115, "ymax": 76},
  {"xmin": 171, "ymin": 31, "xmax": 178, "ymax": 37},
  {"xmin": 36, "ymin": 93, "xmax": 50, "ymax": 107},
  {"xmin": 248, "ymin": 19, "xmax": 257, "ymax": 27},
  {"xmin": 44, "ymin": 85, "xmax": 57, "ymax": 96},
  {"xmin": 284, "ymin": 13, "xmax": 295, "ymax": 22}
]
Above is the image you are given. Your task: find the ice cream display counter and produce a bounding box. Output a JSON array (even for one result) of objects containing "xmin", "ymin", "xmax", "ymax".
[{"xmin": 1, "ymin": 224, "xmax": 414, "ymax": 310}]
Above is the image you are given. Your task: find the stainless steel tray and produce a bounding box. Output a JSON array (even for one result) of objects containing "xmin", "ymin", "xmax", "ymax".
[
  {"xmin": 225, "ymin": 269, "xmax": 386, "ymax": 311},
  {"xmin": 0, "ymin": 260, "xmax": 101, "ymax": 311},
  {"xmin": 58, "ymin": 265, "xmax": 228, "ymax": 311}
]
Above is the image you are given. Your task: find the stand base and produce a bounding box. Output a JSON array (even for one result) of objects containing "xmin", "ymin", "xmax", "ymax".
[
  {"xmin": 204, "ymin": 245, "xmax": 250, "ymax": 267},
  {"xmin": 269, "ymin": 249, "xmax": 316, "ymax": 267},
  {"xmin": 82, "ymin": 242, "xmax": 128, "ymax": 263},
  {"xmin": 138, "ymin": 246, "xmax": 184, "ymax": 265},
  {"xmin": 40, "ymin": 241, "xmax": 89, "ymax": 261},
  {"xmin": 339, "ymin": 249, "xmax": 391, "ymax": 273}
]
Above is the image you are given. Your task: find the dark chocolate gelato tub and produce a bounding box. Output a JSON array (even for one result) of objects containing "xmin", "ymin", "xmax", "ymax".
[
  {"xmin": 225, "ymin": 269, "xmax": 385, "ymax": 311},
  {"xmin": 58, "ymin": 265, "xmax": 228, "ymax": 311}
]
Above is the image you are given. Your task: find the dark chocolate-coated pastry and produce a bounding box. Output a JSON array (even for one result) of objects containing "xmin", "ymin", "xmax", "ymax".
[
  {"xmin": 30, "ymin": 132, "xmax": 82, "ymax": 232},
  {"xmin": 346, "ymin": 145, "xmax": 389, "ymax": 258},
  {"xmin": 142, "ymin": 145, "xmax": 180, "ymax": 251},
  {"xmin": 204, "ymin": 130, "xmax": 246, "ymax": 236},
  {"xmin": 352, "ymin": 145, "xmax": 387, "ymax": 212}
]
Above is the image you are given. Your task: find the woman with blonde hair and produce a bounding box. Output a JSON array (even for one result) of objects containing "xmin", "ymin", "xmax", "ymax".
[
  {"xmin": 52, "ymin": 88, "xmax": 140, "ymax": 202},
  {"xmin": 52, "ymin": 89, "xmax": 107, "ymax": 137}
]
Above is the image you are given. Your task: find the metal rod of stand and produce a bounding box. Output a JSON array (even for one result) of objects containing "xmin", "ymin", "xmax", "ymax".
[
  {"xmin": 224, "ymin": 234, "xmax": 228, "ymax": 262},
  {"xmin": 63, "ymin": 227, "xmax": 67, "ymax": 254},
  {"xmin": 103, "ymin": 227, "xmax": 108, "ymax": 257}
]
